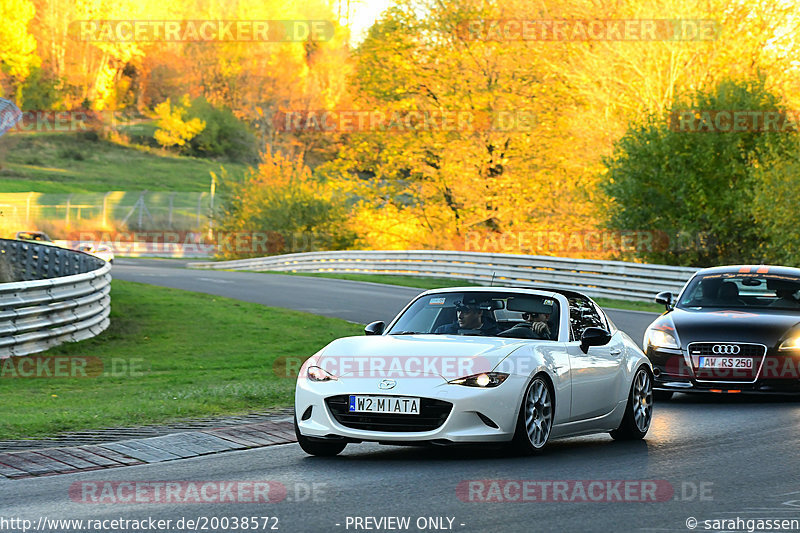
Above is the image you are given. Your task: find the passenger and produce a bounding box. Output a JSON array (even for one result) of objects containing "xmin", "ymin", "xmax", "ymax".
[
  {"xmin": 717, "ymin": 281, "xmax": 745, "ymax": 306},
  {"xmin": 435, "ymin": 298, "xmax": 499, "ymax": 335},
  {"xmin": 770, "ymin": 288, "xmax": 800, "ymax": 308}
]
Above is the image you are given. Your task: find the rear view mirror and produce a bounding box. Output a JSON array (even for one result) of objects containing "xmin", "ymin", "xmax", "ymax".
[
  {"xmin": 580, "ymin": 327, "xmax": 611, "ymax": 353},
  {"xmin": 365, "ymin": 321, "xmax": 385, "ymax": 336},
  {"xmin": 654, "ymin": 291, "xmax": 673, "ymax": 311}
]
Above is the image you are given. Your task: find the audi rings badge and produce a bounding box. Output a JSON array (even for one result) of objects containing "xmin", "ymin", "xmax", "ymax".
[{"xmin": 712, "ymin": 344, "xmax": 741, "ymax": 355}]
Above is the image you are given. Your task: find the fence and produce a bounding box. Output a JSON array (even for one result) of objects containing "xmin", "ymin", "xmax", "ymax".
[
  {"xmin": 0, "ymin": 239, "xmax": 111, "ymax": 357},
  {"xmin": 188, "ymin": 250, "xmax": 698, "ymax": 302},
  {"xmin": 0, "ymin": 191, "xmax": 213, "ymax": 233}
]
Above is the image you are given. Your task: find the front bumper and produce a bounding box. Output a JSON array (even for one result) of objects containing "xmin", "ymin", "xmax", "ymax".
[
  {"xmin": 295, "ymin": 374, "xmax": 527, "ymax": 443},
  {"xmin": 647, "ymin": 346, "xmax": 800, "ymax": 394}
]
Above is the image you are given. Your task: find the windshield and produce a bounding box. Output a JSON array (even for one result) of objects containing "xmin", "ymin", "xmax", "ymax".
[
  {"xmin": 677, "ymin": 273, "xmax": 800, "ymax": 311},
  {"xmin": 387, "ymin": 291, "xmax": 560, "ymax": 340},
  {"xmin": 17, "ymin": 232, "xmax": 50, "ymax": 242}
]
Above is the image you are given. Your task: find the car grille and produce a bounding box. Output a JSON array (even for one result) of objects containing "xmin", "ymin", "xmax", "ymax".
[
  {"xmin": 325, "ymin": 395, "xmax": 453, "ymax": 432},
  {"xmin": 688, "ymin": 342, "xmax": 766, "ymax": 382}
]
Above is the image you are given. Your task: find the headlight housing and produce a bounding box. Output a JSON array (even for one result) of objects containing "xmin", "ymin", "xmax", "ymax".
[
  {"xmin": 448, "ymin": 372, "xmax": 509, "ymax": 388},
  {"xmin": 778, "ymin": 335, "xmax": 800, "ymax": 352},
  {"xmin": 644, "ymin": 327, "xmax": 680, "ymax": 350},
  {"xmin": 307, "ymin": 365, "xmax": 337, "ymax": 382}
]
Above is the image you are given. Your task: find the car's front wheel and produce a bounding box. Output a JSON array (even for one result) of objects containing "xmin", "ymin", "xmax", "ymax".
[
  {"xmin": 610, "ymin": 366, "xmax": 653, "ymax": 441},
  {"xmin": 512, "ymin": 375, "xmax": 553, "ymax": 454},
  {"xmin": 294, "ymin": 416, "xmax": 347, "ymax": 456}
]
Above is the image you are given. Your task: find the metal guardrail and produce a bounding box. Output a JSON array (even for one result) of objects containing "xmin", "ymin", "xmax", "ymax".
[
  {"xmin": 55, "ymin": 241, "xmax": 215, "ymax": 259},
  {"xmin": 0, "ymin": 239, "xmax": 111, "ymax": 358},
  {"xmin": 188, "ymin": 250, "xmax": 697, "ymax": 302}
]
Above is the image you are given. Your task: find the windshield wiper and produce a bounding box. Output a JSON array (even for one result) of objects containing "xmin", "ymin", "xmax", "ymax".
[{"xmin": 389, "ymin": 331, "xmax": 423, "ymax": 335}]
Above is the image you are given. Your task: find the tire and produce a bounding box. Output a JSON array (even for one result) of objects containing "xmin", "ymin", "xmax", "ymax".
[
  {"xmin": 512, "ymin": 375, "xmax": 554, "ymax": 454},
  {"xmin": 653, "ymin": 390, "xmax": 674, "ymax": 401},
  {"xmin": 610, "ymin": 366, "xmax": 653, "ymax": 441},
  {"xmin": 294, "ymin": 416, "xmax": 347, "ymax": 457}
]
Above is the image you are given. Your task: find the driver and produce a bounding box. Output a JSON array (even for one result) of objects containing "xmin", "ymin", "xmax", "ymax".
[
  {"xmin": 498, "ymin": 300, "xmax": 555, "ymax": 339},
  {"xmin": 435, "ymin": 298, "xmax": 499, "ymax": 335},
  {"xmin": 522, "ymin": 310, "xmax": 552, "ymax": 338}
]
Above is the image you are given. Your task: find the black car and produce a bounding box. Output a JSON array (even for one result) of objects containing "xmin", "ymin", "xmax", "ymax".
[{"xmin": 644, "ymin": 265, "xmax": 800, "ymax": 398}]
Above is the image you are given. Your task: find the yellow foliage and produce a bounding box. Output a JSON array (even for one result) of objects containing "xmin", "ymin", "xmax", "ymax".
[
  {"xmin": 154, "ymin": 96, "xmax": 205, "ymax": 148},
  {"xmin": 349, "ymin": 204, "xmax": 440, "ymax": 250},
  {"xmin": 0, "ymin": 0, "xmax": 39, "ymax": 80}
]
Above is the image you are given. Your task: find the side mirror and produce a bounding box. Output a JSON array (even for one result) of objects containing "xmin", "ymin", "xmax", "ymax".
[
  {"xmin": 364, "ymin": 321, "xmax": 385, "ymax": 336},
  {"xmin": 580, "ymin": 327, "xmax": 612, "ymax": 353},
  {"xmin": 655, "ymin": 291, "xmax": 673, "ymax": 311}
]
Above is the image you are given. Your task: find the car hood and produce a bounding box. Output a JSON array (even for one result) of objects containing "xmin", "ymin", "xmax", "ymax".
[
  {"xmin": 655, "ymin": 308, "xmax": 800, "ymax": 347},
  {"xmin": 312, "ymin": 335, "xmax": 529, "ymax": 380}
]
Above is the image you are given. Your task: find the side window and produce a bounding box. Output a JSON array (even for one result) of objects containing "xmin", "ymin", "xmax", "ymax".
[
  {"xmin": 591, "ymin": 302, "xmax": 611, "ymax": 332},
  {"xmin": 568, "ymin": 297, "xmax": 605, "ymax": 340},
  {"xmin": 600, "ymin": 307, "xmax": 617, "ymax": 333}
]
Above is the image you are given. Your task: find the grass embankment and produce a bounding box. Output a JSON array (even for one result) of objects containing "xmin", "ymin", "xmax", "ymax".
[
  {"xmin": 0, "ymin": 133, "xmax": 247, "ymax": 193},
  {"xmin": 0, "ymin": 280, "xmax": 362, "ymax": 439},
  {"xmin": 257, "ymin": 271, "xmax": 664, "ymax": 313}
]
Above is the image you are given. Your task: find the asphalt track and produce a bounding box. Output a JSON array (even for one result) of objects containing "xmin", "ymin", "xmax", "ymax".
[
  {"xmin": 109, "ymin": 258, "xmax": 658, "ymax": 338},
  {"xmin": 5, "ymin": 259, "xmax": 800, "ymax": 533}
]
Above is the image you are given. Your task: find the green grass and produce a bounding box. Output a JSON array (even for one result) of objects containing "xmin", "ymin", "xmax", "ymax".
[
  {"xmin": 259, "ymin": 271, "xmax": 481, "ymax": 290},
  {"xmin": 0, "ymin": 280, "xmax": 362, "ymax": 439},
  {"xmin": 256, "ymin": 271, "xmax": 663, "ymax": 313},
  {"xmin": 592, "ymin": 297, "xmax": 663, "ymax": 313},
  {"xmin": 119, "ymin": 120, "xmax": 159, "ymax": 139},
  {"xmin": 0, "ymin": 133, "xmax": 248, "ymax": 193}
]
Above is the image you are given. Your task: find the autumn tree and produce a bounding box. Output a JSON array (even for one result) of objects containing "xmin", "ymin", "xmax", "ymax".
[
  {"xmin": 602, "ymin": 78, "xmax": 798, "ymax": 266},
  {"xmin": 0, "ymin": 0, "xmax": 40, "ymax": 100},
  {"xmin": 318, "ymin": 0, "xmax": 800, "ymax": 255},
  {"xmin": 214, "ymin": 149, "xmax": 355, "ymax": 259},
  {"xmin": 750, "ymin": 146, "xmax": 800, "ymax": 266},
  {"xmin": 319, "ymin": 0, "xmax": 593, "ymax": 251},
  {"xmin": 153, "ymin": 95, "xmax": 205, "ymax": 149}
]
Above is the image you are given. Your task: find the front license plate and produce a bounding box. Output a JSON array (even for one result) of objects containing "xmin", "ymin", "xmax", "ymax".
[
  {"xmin": 698, "ymin": 356, "xmax": 753, "ymax": 369},
  {"xmin": 348, "ymin": 396, "xmax": 420, "ymax": 415}
]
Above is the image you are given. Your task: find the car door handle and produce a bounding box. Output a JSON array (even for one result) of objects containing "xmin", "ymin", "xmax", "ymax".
[{"xmin": 610, "ymin": 349, "xmax": 622, "ymax": 355}]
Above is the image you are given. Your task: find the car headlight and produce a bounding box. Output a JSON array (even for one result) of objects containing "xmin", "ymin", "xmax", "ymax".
[
  {"xmin": 644, "ymin": 327, "xmax": 680, "ymax": 350},
  {"xmin": 448, "ymin": 372, "xmax": 509, "ymax": 388},
  {"xmin": 307, "ymin": 365, "xmax": 337, "ymax": 382},
  {"xmin": 779, "ymin": 335, "xmax": 800, "ymax": 352}
]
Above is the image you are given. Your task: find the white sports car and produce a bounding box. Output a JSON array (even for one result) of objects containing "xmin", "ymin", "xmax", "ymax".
[
  {"xmin": 75, "ymin": 243, "xmax": 115, "ymax": 264},
  {"xmin": 294, "ymin": 287, "xmax": 653, "ymax": 456}
]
